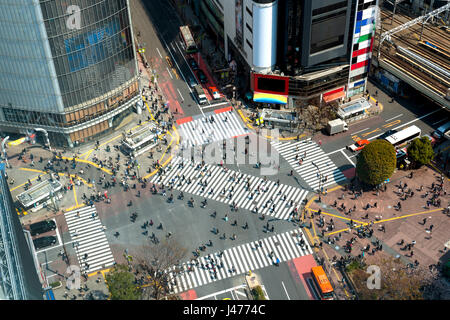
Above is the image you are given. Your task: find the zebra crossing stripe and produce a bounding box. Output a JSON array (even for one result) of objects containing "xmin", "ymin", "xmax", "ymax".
[
  {"xmin": 178, "ymin": 111, "xmax": 247, "ymax": 147},
  {"xmin": 271, "ymin": 140, "xmax": 347, "ymax": 190},
  {"xmin": 151, "ymin": 157, "xmax": 308, "ymax": 221},
  {"xmin": 168, "ymin": 229, "xmax": 312, "ymax": 293},
  {"xmin": 64, "ymin": 206, "xmax": 115, "ymax": 273}
]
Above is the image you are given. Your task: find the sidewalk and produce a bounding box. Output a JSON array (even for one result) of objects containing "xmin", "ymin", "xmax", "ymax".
[
  {"xmin": 52, "ymin": 270, "xmax": 109, "ymax": 300},
  {"xmin": 306, "ymin": 165, "xmax": 449, "ymax": 274}
]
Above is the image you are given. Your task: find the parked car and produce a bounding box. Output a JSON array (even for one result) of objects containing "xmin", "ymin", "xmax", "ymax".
[
  {"xmin": 197, "ymin": 69, "xmax": 207, "ymax": 84},
  {"xmin": 347, "ymin": 139, "xmax": 370, "ymax": 152},
  {"xmin": 187, "ymin": 75, "xmax": 197, "ymax": 88},
  {"xmin": 33, "ymin": 236, "xmax": 57, "ymax": 250},
  {"xmin": 188, "ymin": 58, "xmax": 199, "ymax": 71},
  {"xmin": 29, "ymin": 219, "xmax": 56, "ymax": 236},
  {"xmin": 209, "ymin": 86, "xmax": 220, "ymax": 99}
]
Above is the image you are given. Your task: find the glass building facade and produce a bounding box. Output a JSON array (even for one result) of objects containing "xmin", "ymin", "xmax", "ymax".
[{"xmin": 0, "ymin": 0, "xmax": 139, "ymax": 147}]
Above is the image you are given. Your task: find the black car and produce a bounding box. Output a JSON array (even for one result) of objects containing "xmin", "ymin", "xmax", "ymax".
[
  {"xmin": 33, "ymin": 236, "xmax": 57, "ymax": 250},
  {"xmin": 30, "ymin": 219, "xmax": 56, "ymax": 236},
  {"xmin": 197, "ymin": 69, "xmax": 207, "ymax": 84},
  {"xmin": 188, "ymin": 58, "xmax": 199, "ymax": 71}
]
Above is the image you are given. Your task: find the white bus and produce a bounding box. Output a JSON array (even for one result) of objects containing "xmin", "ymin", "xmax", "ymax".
[{"xmin": 384, "ymin": 125, "xmax": 421, "ymax": 148}]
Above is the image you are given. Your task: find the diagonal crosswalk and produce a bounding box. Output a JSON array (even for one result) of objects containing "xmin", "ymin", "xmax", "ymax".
[
  {"xmin": 150, "ymin": 157, "xmax": 309, "ymax": 221},
  {"xmin": 271, "ymin": 139, "xmax": 347, "ymax": 191},
  {"xmin": 166, "ymin": 228, "xmax": 312, "ymax": 294},
  {"xmin": 179, "ymin": 111, "xmax": 248, "ymax": 147},
  {"xmin": 64, "ymin": 206, "xmax": 115, "ymax": 273}
]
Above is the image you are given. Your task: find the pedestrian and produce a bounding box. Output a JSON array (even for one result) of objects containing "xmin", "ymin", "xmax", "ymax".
[{"xmin": 429, "ymin": 224, "xmax": 434, "ymax": 232}]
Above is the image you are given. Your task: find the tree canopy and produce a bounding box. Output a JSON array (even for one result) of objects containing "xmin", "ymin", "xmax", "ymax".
[
  {"xmin": 407, "ymin": 137, "xmax": 434, "ymax": 168},
  {"xmin": 356, "ymin": 139, "xmax": 396, "ymax": 186},
  {"xmin": 105, "ymin": 264, "xmax": 142, "ymax": 300}
]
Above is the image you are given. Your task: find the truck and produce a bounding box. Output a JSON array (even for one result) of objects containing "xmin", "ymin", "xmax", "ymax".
[
  {"xmin": 326, "ymin": 119, "xmax": 348, "ymax": 135},
  {"xmin": 194, "ymin": 84, "xmax": 207, "ymax": 104}
]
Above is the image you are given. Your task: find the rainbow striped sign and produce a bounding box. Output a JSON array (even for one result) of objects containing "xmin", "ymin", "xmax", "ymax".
[{"xmin": 253, "ymin": 92, "xmax": 287, "ymax": 105}]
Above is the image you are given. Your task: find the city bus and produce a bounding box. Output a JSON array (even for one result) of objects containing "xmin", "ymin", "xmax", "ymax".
[
  {"xmin": 180, "ymin": 26, "xmax": 197, "ymax": 54},
  {"xmin": 384, "ymin": 125, "xmax": 421, "ymax": 148},
  {"xmin": 311, "ymin": 266, "xmax": 334, "ymax": 300}
]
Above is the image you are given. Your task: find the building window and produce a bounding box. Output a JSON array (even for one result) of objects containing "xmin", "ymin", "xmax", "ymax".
[
  {"xmin": 246, "ymin": 23, "xmax": 252, "ymax": 33},
  {"xmin": 246, "ymin": 39, "xmax": 253, "ymax": 49},
  {"xmin": 312, "ymin": 1, "xmax": 348, "ymax": 16}
]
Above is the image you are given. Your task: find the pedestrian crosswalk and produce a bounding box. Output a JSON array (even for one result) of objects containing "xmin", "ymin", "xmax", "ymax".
[
  {"xmin": 271, "ymin": 139, "xmax": 347, "ymax": 191},
  {"xmin": 150, "ymin": 156, "xmax": 309, "ymax": 221},
  {"xmin": 64, "ymin": 206, "xmax": 115, "ymax": 273},
  {"xmin": 167, "ymin": 229, "xmax": 312, "ymax": 294},
  {"xmin": 178, "ymin": 111, "xmax": 248, "ymax": 147}
]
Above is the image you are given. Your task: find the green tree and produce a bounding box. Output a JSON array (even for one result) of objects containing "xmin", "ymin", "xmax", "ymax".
[
  {"xmin": 356, "ymin": 139, "xmax": 396, "ymax": 186},
  {"xmin": 407, "ymin": 137, "xmax": 434, "ymax": 168},
  {"xmin": 105, "ymin": 264, "xmax": 142, "ymax": 300}
]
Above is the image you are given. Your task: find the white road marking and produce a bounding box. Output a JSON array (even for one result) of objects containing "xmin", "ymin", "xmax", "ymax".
[
  {"xmin": 281, "ymin": 281, "xmax": 291, "ymax": 300},
  {"xmin": 351, "ymin": 127, "xmax": 370, "ymax": 135},
  {"xmin": 432, "ymin": 118, "xmax": 447, "ymax": 125},
  {"xmin": 156, "ymin": 47, "xmax": 163, "ymax": 58},
  {"xmin": 341, "ymin": 149, "xmax": 355, "ymax": 166},
  {"xmin": 196, "ymin": 284, "xmax": 247, "ymax": 300},
  {"xmin": 385, "ymin": 114, "xmax": 403, "ymax": 122},
  {"xmin": 177, "ymin": 88, "xmax": 184, "ymax": 101},
  {"xmin": 166, "ymin": 67, "xmax": 173, "ymax": 79}
]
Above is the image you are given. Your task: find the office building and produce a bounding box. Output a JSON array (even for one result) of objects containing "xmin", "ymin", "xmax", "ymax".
[
  {"xmin": 0, "ymin": 164, "xmax": 44, "ymax": 299},
  {"xmin": 194, "ymin": 0, "xmax": 378, "ymax": 106},
  {"xmin": 0, "ymin": 0, "xmax": 140, "ymax": 147}
]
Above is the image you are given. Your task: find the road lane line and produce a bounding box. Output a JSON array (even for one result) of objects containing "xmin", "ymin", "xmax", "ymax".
[
  {"xmin": 341, "ymin": 149, "xmax": 355, "ymax": 166},
  {"xmin": 281, "ymin": 281, "xmax": 291, "ymax": 300},
  {"xmin": 432, "ymin": 118, "xmax": 447, "ymax": 125},
  {"xmin": 177, "ymin": 88, "xmax": 184, "ymax": 101},
  {"xmin": 156, "ymin": 47, "xmax": 163, "ymax": 58},
  {"xmin": 385, "ymin": 114, "xmax": 403, "ymax": 122},
  {"xmin": 166, "ymin": 67, "xmax": 173, "ymax": 79},
  {"xmin": 351, "ymin": 127, "xmax": 370, "ymax": 135}
]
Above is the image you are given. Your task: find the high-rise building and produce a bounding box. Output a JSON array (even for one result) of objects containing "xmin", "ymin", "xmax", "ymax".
[
  {"xmin": 195, "ymin": 0, "xmax": 378, "ymax": 106},
  {"xmin": 0, "ymin": 0, "xmax": 140, "ymax": 147},
  {"xmin": 0, "ymin": 164, "xmax": 44, "ymax": 300}
]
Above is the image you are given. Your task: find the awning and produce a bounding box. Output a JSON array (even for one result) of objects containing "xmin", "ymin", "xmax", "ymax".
[
  {"xmin": 323, "ymin": 90, "xmax": 345, "ymax": 103},
  {"xmin": 253, "ymin": 92, "xmax": 287, "ymax": 105}
]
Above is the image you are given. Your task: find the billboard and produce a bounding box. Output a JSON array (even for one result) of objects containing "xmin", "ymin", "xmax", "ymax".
[{"xmin": 253, "ymin": 73, "xmax": 289, "ymax": 95}]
